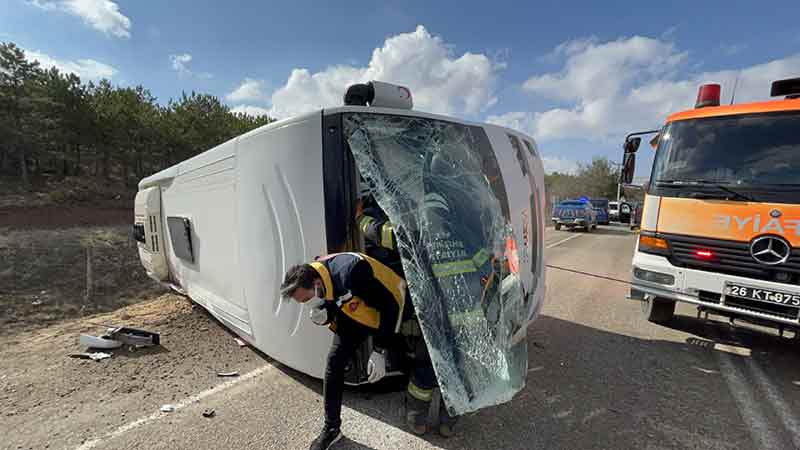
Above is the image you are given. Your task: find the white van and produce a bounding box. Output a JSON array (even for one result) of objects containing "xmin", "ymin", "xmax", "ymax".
[{"xmin": 133, "ymin": 82, "xmax": 547, "ymax": 415}]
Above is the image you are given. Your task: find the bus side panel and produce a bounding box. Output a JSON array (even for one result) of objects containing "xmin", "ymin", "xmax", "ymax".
[
  {"xmin": 484, "ymin": 127, "xmax": 547, "ymax": 323},
  {"xmin": 160, "ymin": 139, "xmax": 252, "ymax": 335},
  {"xmin": 236, "ymin": 113, "xmax": 333, "ymax": 379}
]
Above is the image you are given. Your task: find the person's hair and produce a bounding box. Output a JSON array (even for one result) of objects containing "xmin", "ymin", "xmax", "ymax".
[{"xmin": 280, "ymin": 264, "xmax": 319, "ymax": 298}]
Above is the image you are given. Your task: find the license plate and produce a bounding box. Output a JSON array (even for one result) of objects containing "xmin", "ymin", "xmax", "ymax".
[{"xmin": 725, "ymin": 283, "xmax": 800, "ymax": 307}]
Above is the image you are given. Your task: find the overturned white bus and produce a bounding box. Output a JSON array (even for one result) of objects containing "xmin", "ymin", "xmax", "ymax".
[{"xmin": 133, "ymin": 81, "xmax": 547, "ymax": 415}]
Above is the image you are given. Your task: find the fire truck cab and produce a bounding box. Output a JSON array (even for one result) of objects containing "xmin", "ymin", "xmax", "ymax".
[{"xmin": 622, "ymin": 77, "xmax": 800, "ymax": 335}]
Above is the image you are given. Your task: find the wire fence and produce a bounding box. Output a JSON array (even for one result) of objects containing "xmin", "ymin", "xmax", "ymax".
[{"xmin": 0, "ymin": 235, "xmax": 165, "ymax": 330}]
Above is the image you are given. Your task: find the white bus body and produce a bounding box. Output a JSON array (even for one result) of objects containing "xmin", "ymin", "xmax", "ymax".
[{"xmin": 134, "ymin": 97, "xmax": 546, "ymax": 414}]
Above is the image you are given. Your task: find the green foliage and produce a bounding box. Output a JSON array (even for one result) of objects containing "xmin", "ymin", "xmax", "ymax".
[
  {"xmin": 0, "ymin": 41, "xmax": 274, "ymax": 191},
  {"xmin": 545, "ymin": 157, "xmax": 620, "ymax": 204}
]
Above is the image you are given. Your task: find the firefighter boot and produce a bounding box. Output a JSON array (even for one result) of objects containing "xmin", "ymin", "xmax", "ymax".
[
  {"xmin": 438, "ymin": 399, "xmax": 458, "ymax": 438},
  {"xmin": 405, "ymin": 392, "xmax": 429, "ymax": 436}
]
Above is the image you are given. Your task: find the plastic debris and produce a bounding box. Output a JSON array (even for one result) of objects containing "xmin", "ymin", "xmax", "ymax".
[
  {"xmin": 234, "ymin": 338, "xmax": 246, "ymax": 347},
  {"xmin": 202, "ymin": 409, "xmax": 215, "ymax": 418},
  {"xmin": 69, "ymin": 352, "xmax": 112, "ymax": 361},
  {"xmin": 216, "ymin": 371, "xmax": 239, "ymax": 377},
  {"xmin": 79, "ymin": 334, "xmax": 123, "ymax": 349},
  {"xmin": 105, "ymin": 327, "xmax": 160, "ymax": 347},
  {"xmin": 160, "ymin": 404, "xmax": 175, "ymax": 413}
]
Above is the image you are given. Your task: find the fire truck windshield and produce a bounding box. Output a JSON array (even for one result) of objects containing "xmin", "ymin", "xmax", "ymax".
[{"xmin": 650, "ymin": 111, "xmax": 800, "ymax": 202}]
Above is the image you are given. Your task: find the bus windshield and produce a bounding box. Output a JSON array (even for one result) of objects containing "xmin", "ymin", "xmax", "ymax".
[
  {"xmin": 343, "ymin": 112, "xmax": 527, "ymax": 415},
  {"xmin": 650, "ymin": 111, "xmax": 800, "ymax": 202}
]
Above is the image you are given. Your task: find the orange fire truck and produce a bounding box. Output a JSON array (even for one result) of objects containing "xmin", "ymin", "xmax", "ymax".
[{"xmin": 622, "ymin": 78, "xmax": 800, "ymax": 335}]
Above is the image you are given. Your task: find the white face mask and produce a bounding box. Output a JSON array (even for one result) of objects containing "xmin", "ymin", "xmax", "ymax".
[{"xmin": 308, "ymin": 286, "xmax": 329, "ymax": 325}]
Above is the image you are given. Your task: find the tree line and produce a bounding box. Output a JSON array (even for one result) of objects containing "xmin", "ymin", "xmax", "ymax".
[
  {"xmin": 544, "ymin": 157, "xmax": 621, "ymax": 203},
  {"xmin": 0, "ymin": 42, "xmax": 273, "ymax": 190}
]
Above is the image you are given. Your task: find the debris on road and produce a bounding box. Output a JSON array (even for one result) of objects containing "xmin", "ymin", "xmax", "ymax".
[
  {"xmin": 105, "ymin": 326, "xmax": 161, "ymax": 347},
  {"xmin": 202, "ymin": 409, "xmax": 215, "ymax": 418},
  {"xmin": 694, "ymin": 366, "xmax": 720, "ymax": 375},
  {"xmin": 160, "ymin": 404, "xmax": 175, "ymax": 413},
  {"xmin": 217, "ymin": 371, "xmax": 239, "ymax": 377},
  {"xmin": 79, "ymin": 334, "xmax": 123, "ymax": 349},
  {"xmin": 234, "ymin": 337, "xmax": 246, "ymax": 347},
  {"xmin": 69, "ymin": 352, "xmax": 112, "ymax": 361}
]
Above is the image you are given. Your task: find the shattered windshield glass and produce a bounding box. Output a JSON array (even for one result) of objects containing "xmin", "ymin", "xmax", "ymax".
[{"xmin": 344, "ymin": 112, "xmax": 528, "ymax": 415}]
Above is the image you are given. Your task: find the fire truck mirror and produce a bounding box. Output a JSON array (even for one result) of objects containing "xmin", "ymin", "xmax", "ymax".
[{"xmin": 621, "ymin": 152, "xmax": 636, "ymax": 185}]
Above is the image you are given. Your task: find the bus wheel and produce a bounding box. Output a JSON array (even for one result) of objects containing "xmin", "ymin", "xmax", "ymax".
[{"xmin": 646, "ymin": 297, "xmax": 676, "ymax": 323}]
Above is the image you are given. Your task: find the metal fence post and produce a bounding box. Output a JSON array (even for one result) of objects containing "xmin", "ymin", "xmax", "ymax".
[{"xmin": 85, "ymin": 246, "xmax": 93, "ymax": 302}]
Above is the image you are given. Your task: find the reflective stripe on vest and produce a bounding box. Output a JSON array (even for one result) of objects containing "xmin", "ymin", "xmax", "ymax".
[
  {"xmin": 380, "ymin": 223, "xmax": 395, "ymax": 250},
  {"xmin": 358, "ymin": 215, "xmax": 374, "ymax": 235},
  {"xmin": 431, "ymin": 248, "xmax": 492, "ymax": 278}
]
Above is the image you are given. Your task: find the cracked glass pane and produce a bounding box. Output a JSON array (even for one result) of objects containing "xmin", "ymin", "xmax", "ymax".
[{"xmin": 344, "ymin": 113, "xmax": 528, "ymax": 415}]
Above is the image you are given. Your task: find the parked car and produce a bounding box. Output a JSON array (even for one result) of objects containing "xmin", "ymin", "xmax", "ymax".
[
  {"xmin": 608, "ymin": 201, "xmax": 619, "ymax": 222},
  {"xmin": 589, "ymin": 199, "xmax": 610, "ymax": 225},
  {"xmin": 552, "ymin": 199, "xmax": 598, "ymax": 232}
]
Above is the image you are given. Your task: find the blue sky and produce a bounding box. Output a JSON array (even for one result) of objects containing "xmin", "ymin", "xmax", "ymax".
[{"xmin": 2, "ymin": 0, "xmax": 800, "ymax": 175}]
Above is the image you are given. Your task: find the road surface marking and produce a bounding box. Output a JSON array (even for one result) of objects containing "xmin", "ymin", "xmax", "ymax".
[
  {"xmin": 745, "ymin": 358, "xmax": 800, "ymax": 449},
  {"xmin": 546, "ymin": 234, "xmax": 583, "ymax": 249},
  {"xmin": 715, "ymin": 343, "xmax": 752, "ymax": 357},
  {"xmin": 74, "ymin": 364, "xmax": 278, "ymax": 450},
  {"xmin": 716, "ymin": 353, "xmax": 782, "ymax": 450}
]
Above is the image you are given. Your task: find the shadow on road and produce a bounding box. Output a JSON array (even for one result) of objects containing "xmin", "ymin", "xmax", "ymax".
[
  {"xmin": 265, "ymin": 314, "xmax": 800, "ymax": 450},
  {"xmin": 337, "ymin": 436, "xmax": 380, "ymax": 450},
  {"xmin": 590, "ymin": 226, "xmax": 636, "ymax": 237}
]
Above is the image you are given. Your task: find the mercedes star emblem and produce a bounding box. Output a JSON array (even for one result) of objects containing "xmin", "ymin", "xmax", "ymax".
[
  {"xmin": 750, "ymin": 235, "xmax": 791, "ymax": 265},
  {"xmin": 770, "ymin": 209, "xmax": 782, "ymax": 218}
]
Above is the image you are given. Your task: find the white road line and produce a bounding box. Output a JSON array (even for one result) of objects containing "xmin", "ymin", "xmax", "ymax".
[
  {"xmin": 546, "ymin": 233, "xmax": 583, "ymax": 249},
  {"xmin": 745, "ymin": 358, "xmax": 800, "ymax": 449},
  {"xmin": 75, "ymin": 364, "xmax": 277, "ymax": 450},
  {"xmin": 716, "ymin": 352, "xmax": 782, "ymax": 450}
]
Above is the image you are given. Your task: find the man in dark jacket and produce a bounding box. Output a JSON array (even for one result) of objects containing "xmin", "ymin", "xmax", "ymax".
[{"xmin": 281, "ymin": 252, "xmax": 406, "ymax": 450}]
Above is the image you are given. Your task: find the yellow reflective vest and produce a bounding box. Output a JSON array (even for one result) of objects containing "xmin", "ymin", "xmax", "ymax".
[{"xmin": 310, "ymin": 252, "xmax": 406, "ymax": 333}]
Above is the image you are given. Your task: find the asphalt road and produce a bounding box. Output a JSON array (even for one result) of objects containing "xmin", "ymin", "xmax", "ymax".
[{"xmin": 14, "ymin": 225, "xmax": 800, "ymax": 450}]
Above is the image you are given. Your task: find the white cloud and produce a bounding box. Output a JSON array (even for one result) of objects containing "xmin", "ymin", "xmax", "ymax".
[
  {"xmin": 487, "ymin": 111, "xmax": 536, "ymax": 136},
  {"xmin": 30, "ymin": 0, "xmax": 131, "ymax": 38},
  {"xmin": 268, "ymin": 25, "xmax": 500, "ymax": 119},
  {"xmin": 518, "ymin": 35, "xmax": 800, "ymax": 142},
  {"xmin": 226, "ymin": 78, "xmax": 267, "ymax": 102},
  {"xmin": 169, "ymin": 53, "xmax": 213, "ymax": 79},
  {"xmin": 170, "ymin": 53, "xmax": 192, "ymax": 73},
  {"xmin": 25, "ymin": 48, "xmax": 116, "ymax": 80},
  {"xmin": 230, "ymin": 105, "xmax": 270, "ymax": 117},
  {"xmin": 541, "ymin": 156, "xmax": 579, "ymax": 174}
]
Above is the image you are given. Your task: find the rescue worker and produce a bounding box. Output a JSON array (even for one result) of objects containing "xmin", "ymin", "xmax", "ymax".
[
  {"xmin": 280, "ymin": 252, "xmax": 405, "ymax": 450},
  {"xmin": 355, "ymin": 185, "xmax": 458, "ymax": 437}
]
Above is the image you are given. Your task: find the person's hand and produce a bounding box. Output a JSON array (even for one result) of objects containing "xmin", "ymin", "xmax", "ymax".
[
  {"xmin": 366, "ymin": 350, "xmax": 387, "ymax": 383},
  {"xmin": 356, "ymin": 199, "xmax": 365, "ymax": 218}
]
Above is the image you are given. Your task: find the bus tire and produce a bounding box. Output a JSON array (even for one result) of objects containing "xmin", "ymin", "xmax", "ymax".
[{"xmin": 647, "ymin": 297, "xmax": 676, "ymax": 323}]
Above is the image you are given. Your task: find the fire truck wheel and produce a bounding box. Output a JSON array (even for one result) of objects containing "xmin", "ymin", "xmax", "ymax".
[{"xmin": 646, "ymin": 297, "xmax": 676, "ymax": 323}]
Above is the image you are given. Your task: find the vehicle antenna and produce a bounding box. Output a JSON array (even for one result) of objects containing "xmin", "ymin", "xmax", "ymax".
[{"xmin": 730, "ymin": 73, "xmax": 740, "ymax": 105}]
